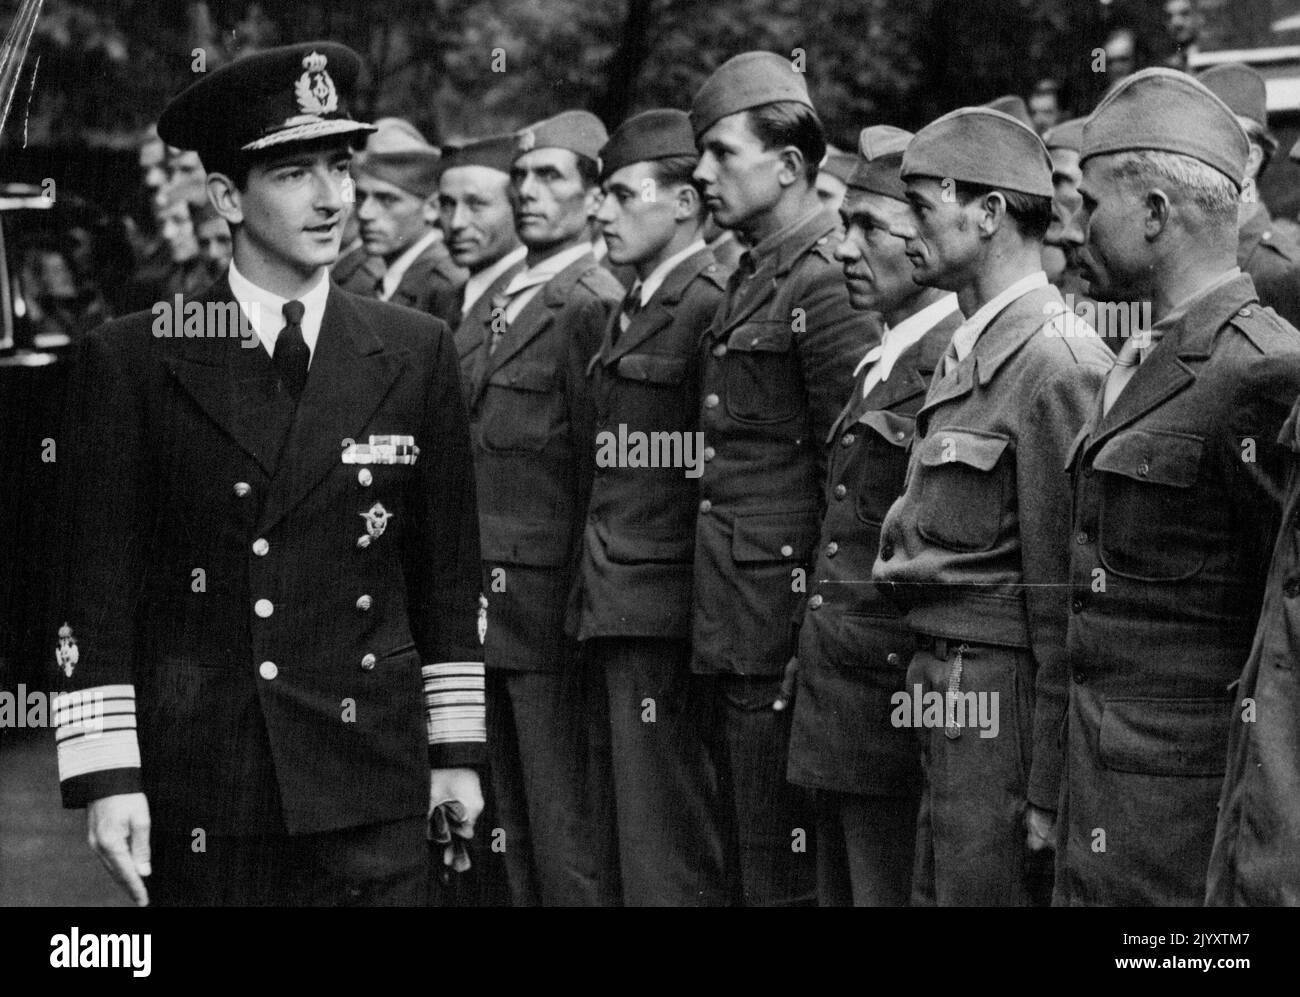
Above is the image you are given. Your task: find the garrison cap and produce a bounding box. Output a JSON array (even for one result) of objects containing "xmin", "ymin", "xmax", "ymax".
[
  {"xmin": 984, "ymin": 95, "xmax": 1034, "ymax": 129},
  {"xmin": 598, "ymin": 109, "xmax": 698, "ymax": 181},
  {"xmin": 689, "ymin": 51, "xmax": 814, "ymax": 138},
  {"xmin": 437, "ymin": 134, "xmax": 519, "ymax": 178},
  {"xmin": 846, "ymin": 125, "xmax": 913, "ymax": 202},
  {"xmin": 354, "ymin": 118, "xmax": 441, "ymax": 198},
  {"xmin": 515, "ymin": 110, "xmax": 608, "ymax": 163},
  {"xmin": 1044, "ymin": 117, "xmax": 1084, "ymax": 153},
  {"xmin": 902, "ymin": 107, "xmax": 1053, "ymax": 198},
  {"xmin": 820, "ymin": 147, "xmax": 858, "ymax": 185},
  {"xmin": 1197, "ymin": 63, "xmax": 1268, "ymax": 128},
  {"xmin": 1082, "ymin": 68, "xmax": 1248, "ymax": 189},
  {"xmin": 158, "ymin": 41, "xmax": 375, "ymax": 171}
]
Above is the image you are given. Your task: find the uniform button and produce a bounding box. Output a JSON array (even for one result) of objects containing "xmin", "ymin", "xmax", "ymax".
[
  {"xmin": 1285, "ymin": 579, "xmax": 1300, "ymax": 598},
  {"xmin": 833, "ymin": 484, "xmax": 847, "ymax": 500},
  {"xmin": 826, "ymin": 541, "xmax": 839, "ymax": 557},
  {"xmin": 895, "ymin": 431, "xmax": 906, "ymax": 442},
  {"xmin": 699, "ymin": 499, "xmax": 712, "ymax": 514},
  {"xmin": 356, "ymin": 594, "xmax": 373, "ymax": 611},
  {"xmin": 358, "ymin": 468, "xmax": 373, "ymax": 486},
  {"xmin": 809, "ymin": 594, "xmax": 823, "ymax": 610},
  {"xmin": 1239, "ymin": 307, "xmax": 1252, "ymax": 318},
  {"xmin": 252, "ymin": 538, "xmax": 269, "ymax": 557},
  {"xmin": 713, "ymin": 343, "xmax": 727, "ymax": 358},
  {"xmin": 704, "ymin": 393, "xmax": 720, "ymax": 409},
  {"xmin": 1071, "ymin": 598, "xmax": 1084, "ymax": 613},
  {"xmin": 1137, "ymin": 461, "xmax": 1150, "ymax": 477},
  {"xmin": 841, "ymin": 433, "xmax": 856, "ymax": 447},
  {"xmin": 259, "ymin": 660, "xmax": 278, "ymax": 680},
  {"xmin": 357, "ymin": 535, "xmax": 372, "ymax": 549},
  {"xmin": 233, "ymin": 482, "xmax": 251, "ymax": 498},
  {"xmin": 780, "ymin": 544, "xmax": 794, "ymax": 557},
  {"xmin": 361, "ymin": 653, "xmax": 377, "ymax": 671},
  {"xmin": 886, "ymin": 652, "xmax": 900, "ymax": 666},
  {"xmin": 880, "ymin": 542, "xmax": 894, "ymax": 560},
  {"xmin": 254, "ymin": 598, "xmax": 274, "ymax": 618},
  {"xmin": 704, "ymin": 446, "xmax": 716, "ymax": 461},
  {"xmin": 1075, "ymin": 532, "xmax": 1088, "ymax": 545}
]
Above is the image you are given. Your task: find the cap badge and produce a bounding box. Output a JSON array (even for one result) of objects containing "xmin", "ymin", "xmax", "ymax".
[
  {"xmin": 295, "ymin": 51, "xmax": 339, "ymax": 116},
  {"xmin": 517, "ymin": 129, "xmax": 536, "ymax": 153},
  {"xmin": 55, "ymin": 622, "xmax": 79, "ymax": 678}
]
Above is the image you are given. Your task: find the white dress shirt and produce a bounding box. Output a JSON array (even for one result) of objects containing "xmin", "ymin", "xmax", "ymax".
[
  {"xmin": 636, "ymin": 238, "xmax": 708, "ymax": 308},
  {"xmin": 853, "ymin": 293, "xmax": 960, "ymax": 400},
  {"xmin": 227, "ymin": 259, "xmax": 330, "ymax": 365},
  {"xmin": 946, "ymin": 270, "xmax": 1050, "ymax": 370},
  {"xmin": 499, "ymin": 242, "xmax": 592, "ymax": 325}
]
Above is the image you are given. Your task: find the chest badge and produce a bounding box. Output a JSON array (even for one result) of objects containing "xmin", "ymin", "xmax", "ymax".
[
  {"xmin": 360, "ymin": 502, "xmax": 392, "ymax": 540},
  {"xmin": 55, "ymin": 622, "xmax": 79, "ymax": 678}
]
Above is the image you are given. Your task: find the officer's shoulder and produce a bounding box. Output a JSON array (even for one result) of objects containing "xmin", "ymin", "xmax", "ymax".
[
  {"xmin": 574, "ymin": 260, "xmax": 624, "ymax": 302},
  {"xmin": 688, "ymin": 258, "xmax": 732, "ymax": 297},
  {"xmin": 1253, "ymin": 224, "xmax": 1300, "ymax": 265},
  {"xmin": 1226, "ymin": 301, "xmax": 1300, "ymax": 357},
  {"xmin": 1024, "ymin": 311, "xmax": 1114, "ymax": 372},
  {"xmin": 344, "ymin": 289, "xmax": 452, "ymax": 349}
]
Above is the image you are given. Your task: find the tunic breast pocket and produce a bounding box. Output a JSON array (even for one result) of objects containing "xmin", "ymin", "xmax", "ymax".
[
  {"xmin": 480, "ymin": 360, "xmax": 561, "ymax": 452},
  {"xmin": 853, "ymin": 410, "xmax": 915, "ymax": 526},
  {"xmin": 615, "ymin": 353, "xmax": 689, "ymax": 388},
  {"xmin": 1094, "ymin": 429, "xmax": 1206, "ymax": 582},
  {"xmin": 914, "ymin": 427, "xmax": 1011, "ymax": 552},
  {"xmin": 723, "ymin": 321, "xmax": 801, "ymax": 424}
]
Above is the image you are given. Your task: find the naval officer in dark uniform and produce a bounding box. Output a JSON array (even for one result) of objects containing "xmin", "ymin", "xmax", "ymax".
[{"xmin": 52, "ymin": 42, "xmax": 486, "ymax": 906}]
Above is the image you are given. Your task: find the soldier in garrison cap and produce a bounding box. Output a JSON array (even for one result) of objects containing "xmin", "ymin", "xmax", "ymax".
[
  {"xmin": 783, "ymin": 124, "xmax": 961, "ymax": 906},
  {"xmin": 689, "ymin": 50, "xmax": 872, "ymax": 907},
  {"xmin": 1041, "ymin": 119, "xmax": 1102, "ymax": 346},
  {"xmin": 468, "ymin": 109, "xmax": 623, "ymax": 907},
  {"xmin": 872, "ymin": 107, "xmax": 1112, "ymax": 907},
  {"xmin": 1198, "ymin": 63, "xmax": 1300, "ymax": 331},
  {"xmin": 814, "ymin": 146, "xmax": 857, "ymax": 214},
  {"xmin": 578, "ymin": 108, "xmax": 732, "ymax": 906},
  {"xmin": 436, "ymin": 134, "xmax": 527, "ymax": 391},
  {"xmin": 347, "ymin": 119, "xmax": 468, "ymax": 327},
  {"xmin": 51, "ymin": 42, "xmax": 487, "ymax": 906},
  {"xmin": 1052, "ymin": 67, "xmax": 1300, "ymax": 906}
]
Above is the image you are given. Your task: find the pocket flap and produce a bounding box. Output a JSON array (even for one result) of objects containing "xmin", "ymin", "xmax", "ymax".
[
  {"xmin": 1093, "ymin": 429, "xmax": 1203, "ymax": 487},
  {"xmin": 859, "ymin": 409, "xmax": 914, "ymax": 449},
  {"xmin": 615, "ymin": 353, "xmax": 689, "ymax": 385},
  {"xmin": 731, "ymin": 510, "xmax": 818, "ymax": 564},
  {"xmin": 603, "ymin": 523, "xmax": 693, "ymax": 563},
  {"xmin": 488, "ymin": 360, "xmax": 559, "ymax": 393},
  {"xmin": 918, "ymin": 428, "xmax": 1011, "ymax": 470},
  {"xmin": 1098, "ymin": 697, "xmax": 1231, "ymax": 776},
  {"xmin": 726, "ymin": 321, "xmax": 794, "ymax": 353}
]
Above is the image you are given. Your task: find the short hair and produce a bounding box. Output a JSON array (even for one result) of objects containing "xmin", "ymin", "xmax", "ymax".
[
  {"xmin": 575, "ymin": 152, "xmax": 601, "ymax": 190},
  {"xmin": 1107, "ymin": 149, "xmax": 1239, "ymax": 222},
  {"xmin": 1242, "ymin": 118, "xmax": 1278, "ymax": 177},
  {"xmin": 745, "ymin": 101, "xmax": 826, "ymax": 184},
  {"xmin": 953, "ymin": 181, "xmax": 1053, "ymax": 242},
  {"xmin": 651, "ymin": 154, "xmax": 706, "ymax": 219}
]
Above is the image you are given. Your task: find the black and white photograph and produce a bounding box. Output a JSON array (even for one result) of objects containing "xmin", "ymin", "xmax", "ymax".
[{"xmin": 0, "ymin": 0, "xmax": 1293, "ymax": 962}]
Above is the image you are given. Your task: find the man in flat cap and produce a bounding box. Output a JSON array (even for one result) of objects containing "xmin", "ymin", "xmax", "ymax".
[
  {"xmin": 1199, "ymin": 63, "xmax": 1300, "ymax": 331},
  {"xmin": 872, "ymin": 106, "xmax": 1112, "ymax": 906},
  {"xmin": 577, "ymin": 108, "xmax": 731, "ymax": 906},
  {"xmin": 784, "ymin": 124, "xmax": 961, "ymax": 906},
  {"xmin": 689, "ymin": 50, "xmax": 870, "ymax": 906},
  {"xmin": 1051, "ymin": 67, "xmax": 1300, "ymax": 906},
  {"xmin": 349, "ymin": 118, "xmax": 468, "ymax": 327},
  {"xmin": 466, "ymin": 109, "xmax": 622, "ymax": 906},
  {"xmin": 51, "ymin": 42, "xmax": 486, "ymax": 906},
  {"xmin": 437, "ymin": 134, "xmax": 526, "ymax": 389}
]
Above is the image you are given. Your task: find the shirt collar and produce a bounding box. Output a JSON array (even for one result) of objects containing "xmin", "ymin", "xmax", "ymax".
[
  {"xmin": 380, "ymin": 229, "xmax": 442, "ymax": 301},
  {"xmin": 461, "ymin": 245, "xmax": 526, "ymax": 316},
  {"xmin": 505, "ymin": 241, "xmax": 592, "ymax": 295},
  {"xmin": 854, "ymin": 293, "xmax": 960, "ymax": 379},
  {"xmin": 638, "ymin": 238, "xmax": 707, "ymax": 307},
  {"xmin": 950, "ymin": 270, "xmax": 1048, "ymax": 362},
  {"xmin": 227, "ymin": 258, "xmax": 330, "ymax": 360}
]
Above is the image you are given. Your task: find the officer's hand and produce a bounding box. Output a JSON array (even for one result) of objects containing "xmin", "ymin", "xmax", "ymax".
[
  {"xmin": 1025, "ymin": 805, "xmax": 1056, "ymax": 852},
  {"xmin": 87, "ymin": 793, "xmax": 151, "ymax": 907},
  {"xmin": 429, "ymin": 768, "xmax": 484, "ymax": 834},
  {"xmin": 772, "ymin": 656, "xmax": 799, "ymax": 712}
]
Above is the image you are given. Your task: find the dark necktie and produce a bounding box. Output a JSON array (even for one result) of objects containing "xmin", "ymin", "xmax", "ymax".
[
  {"xmin": 274, "ymin": 299, "xmax": 309, "ymax": 402},
  {"xmin": 615, "ymin": 282, "xmax": 643, "ymax": 345}
]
